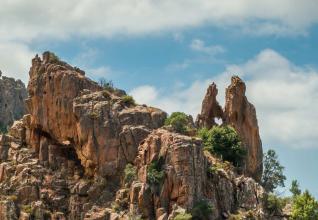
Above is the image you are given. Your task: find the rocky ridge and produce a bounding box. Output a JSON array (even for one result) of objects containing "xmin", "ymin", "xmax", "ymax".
[
  {"xmin": 196, "ymin": 77, "xmax": 263, "ymax": 181},
  {"xmin": 0, "ymin": 73, "xmax": 27, "ymax": 132},
  {"xmin": 0, "ymin": 52, "xmax": 272, "ymax": 219}
]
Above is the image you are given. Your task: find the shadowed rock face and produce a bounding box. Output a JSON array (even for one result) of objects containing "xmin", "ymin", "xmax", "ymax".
[
  {"xmin": 0, "ymin": 75, "xmax": 27, "ymax": 131},
  {"xmin": 196, "ymin": 76, "xmax": 263, "ymax": 181}
]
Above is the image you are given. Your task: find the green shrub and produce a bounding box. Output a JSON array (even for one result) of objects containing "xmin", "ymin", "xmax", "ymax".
[
  {"xmin": 50, "ymin": 53, "xmax": 60, "ymax": 62},
  {"xmin": 89, "ymin": 112, "xmax": 99, "ymax": 119},
  {"xmin": 207, "ymin": 161, "xmax": 232, "ymax": 176},
  {"xmin": 290, "ymin": 180, "xmax": 301, "ymax": 197},
  {"xmin": 99, "ymin": 78, "xmax": 114, "ymax": 92},
  {"xmin": 173, "ymin": 213, "xmax": 193, "ymax": 220},
  {"xmin": 264, "ymin": 194, "xmax": 287, "ymax": 215},
  {"xmin": 198, "ymin": 126, "xmax": 246, "ymax": 167},
  {"xmin": 147, "ymin": 158, "xmax": 165, "ymax": 185},
  {"xmin": 191, "ymin": 200, "xmax": 213, "ymax": 220},
  {"xmin": 7, "ymin": 195, "xmax": 18, "ymax": 202},
  {"xmin": 165, "ymin": 112, "xmax": 191, "ymax": 134},
  {"xmin": 102, "ymin": 90, "xmax": 111, "ymax": 99},
  {"xmin": 122, "ymin": 95, "xmax": 136, "ymax": 106},
  {"xmin": 261, "ymin": 149, "xmax": 286, "ymax": 193},
  {"xmin": 291, "ymin": 190, "xmax": 318, "ymax": 220},
  {"xmin": 124, "ymin": 163, "xmax": 137, "ymax": 185},
  {"xmin": 22, "ymin": 204, "xmax": 32, "ymax": 214},
  {"xmin": 0, "ymin": 123, "xmax": 7, "ymax": 134}
]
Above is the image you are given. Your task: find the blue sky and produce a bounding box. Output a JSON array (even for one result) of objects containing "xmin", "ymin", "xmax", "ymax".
[{"xmin": 1, "ymin": 0, "xmax": 318, "ymax": 198}]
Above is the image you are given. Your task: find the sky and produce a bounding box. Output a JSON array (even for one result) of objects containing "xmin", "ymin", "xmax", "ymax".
[{"xmin": 0, "ymin": 0, "xmax": 318, "ymax": 197}]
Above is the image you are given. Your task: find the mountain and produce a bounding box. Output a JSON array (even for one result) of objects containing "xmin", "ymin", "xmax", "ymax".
[{"xmin": 0, "ymin": 52, "xmax": 280, "ymax": 220}]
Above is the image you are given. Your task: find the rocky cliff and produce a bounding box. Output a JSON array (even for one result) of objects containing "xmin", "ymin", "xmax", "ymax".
[
  {"xmin": 0, "ymin": 73, "xmax": 27, "ymax": 132},
  {"xmin": 196, "ymin": 77, "xmax": 263, "ymax": 181},
  {"xmin": 0, "ymin": 52, "xmax": 271, "ymax": 220}
]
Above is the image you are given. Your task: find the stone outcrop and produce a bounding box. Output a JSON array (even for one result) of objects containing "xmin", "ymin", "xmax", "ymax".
[
  {"xmin": 26, "ymin": 52, "xmax": 166, "ymax": 176},
  {"xmin": 196, "ymin": 76, "xmax": 263, "ymax": 181},
  {"xmin": 196, "ymin": 83, "xmax": 223, "ymax": 128},
  {"xmin": 0, "ymin": 52, "xmax": 272, "ymax": 219},
  {"xmin": 130, "ymin": 129, "xmax": 265, "ymax": 219},
  {"xmin": 224, "ymin": 76, "xmax": 263, "ymax": 181},
  {"xmin": 0, "ymin": 75, "xmax": 27, "ymax": 132}
]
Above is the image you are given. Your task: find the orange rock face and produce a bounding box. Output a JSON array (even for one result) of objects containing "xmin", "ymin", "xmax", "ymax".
[
  {"xmin": 224, "ymin": 76, "xmax": 263, "ymax": 181},
  {"xmin": 196, "ymin": 76, "xmax": 263, "ymax": 181},
  {"xmin": 0, "ymin": 53, "xmax": 268, "ymax": 219},
  {"xmin": 26, "ymin": 52, "xmax": 167, "ymax": 176},
  {"xmin": 196, "ymin": 83, "xmax": 223, "ymax": 128}
]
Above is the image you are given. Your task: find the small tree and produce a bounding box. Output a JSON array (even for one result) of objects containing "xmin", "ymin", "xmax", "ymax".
[
  {"xmin": 291, "ymin": 190, "xmax": 318, "ymax": 220},
  {"xmin": 198, "ymin": 126, "xmax": 246, "ymax": 168},
  {"xmin": 147, "ymin": 159, "xmax": 165, "ymax": 185},
  {"xmin": 290, "ymin": 180, "xmax": 301, "ymax": 197},
  {"xmin": 261, "ymin": 149, "xmax": 286, "ymax": 192},
  {"xmin": 99, "ymin": 78, "xmax": 114, "ymax": 92},
  {"xmin": 122, "ymin": 95, "xmax": 136, "ymax": 106},
  {"xmin": 191, "ymin": 200, "xmax": 213, "ymax": 220},
  {"xmin": 264, "ymin": 193, "xmax": 287, "ymax": 216},
  {"xmin": 165, "ymin": 112, "xmax": 191, "ymax": 134},
  {"xmin": 124, "ymin": 163, "xmax": 137, "ymax": 185}
]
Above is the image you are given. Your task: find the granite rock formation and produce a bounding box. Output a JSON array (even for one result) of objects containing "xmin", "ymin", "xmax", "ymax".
[
  {"xmin": 26, "ymin": 52, "xmax": 166, "ymax": 177},
  {"xmin": 195, "ymin": 83, "xmax": 223, "ymax": 129},
  {"xmin": 0, "ymin": 74, "xmax": 27, "ymax": 132},
  {"xmin": 224, "ymin": 76, "xmax": 263, "ymax": 182},
  {"xmin": 196, "ymin": 76, "xmax": 263, "ymax": 181},
  {"xmin": 0, "ymin": 52, "xmax": 273, "ymax": 219}
]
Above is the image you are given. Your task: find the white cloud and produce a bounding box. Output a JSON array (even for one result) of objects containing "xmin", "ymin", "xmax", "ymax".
[
  {"xmin": 190, "ymin": 39, "xmax": 225, "ymax": 55},
  {"xmin": 71, "ymin": 48, "xmax": 113, "ymax": 80},
  {"xmin": 0, "ymin": 42, "xmax": 36, "ymax": 83},
  {"xmin": 0, "ymin": 0, "xmax": 317, "ymax": 42},
  {"xmin": 130, "ymin": 49, "xmax": 318, "ymax": 149},
  {"xmin": 1, "ymin": 0, "xmax": 317, "ymax": 82},
  {"xmin": 130, "ymin": 85, "xmax": 159, "ymax": 105}
]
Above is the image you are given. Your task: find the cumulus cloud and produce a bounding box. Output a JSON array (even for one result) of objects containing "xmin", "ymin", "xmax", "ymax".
[
  {"xmin": 190, "ymin": 39, "xmax": 225, "ymax": 55},
  {"xmin": 130, "ymin": 49, "xmax": 318, "ymax": 149},
  {"xmin": 0, "ymin": 42, "xmax": 36, "ymax": 83},
  {"xmin": 0, "ymin": 0, "xmax": 317, "ymax": 42}
]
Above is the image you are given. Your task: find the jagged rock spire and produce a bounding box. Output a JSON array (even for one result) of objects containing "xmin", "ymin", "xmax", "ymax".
[
  {"xmin": 196, "ymin": 76, "xmax": 263, "ymax": 181},
  {"xmin": 195, "ymin": 83, "xmax": 223, "ymax": 128}
]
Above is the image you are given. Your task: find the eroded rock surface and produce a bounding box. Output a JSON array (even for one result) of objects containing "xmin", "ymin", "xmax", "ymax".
[
  {"xmin": 196, "ymin": 83, "xmax": 223, "ymax": 128},
  {"xmin": 196, "ymin": 76, "xmax": 263, "ymax": 181},
  {"xmin": 224, "ymin": 76, "xmax": 263, "ymax": 181},
  {"xmin": 0, "ymin": 52, "xmax": 272, "ymax": 219},
  {"xmin": 26, "ymin": 52, "xmax": 166, "ymax": 176},
  {"xmin": 0, "ymin": 75, "xmax": 27, "ymax": 131}
]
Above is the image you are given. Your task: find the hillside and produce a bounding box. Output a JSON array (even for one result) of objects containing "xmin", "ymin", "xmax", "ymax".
[{"xmin": 0, "ymin": 52, "xmax": 282, "ymax": 220}]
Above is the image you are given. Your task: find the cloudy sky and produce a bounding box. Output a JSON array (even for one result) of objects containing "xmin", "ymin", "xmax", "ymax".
[{"xmin": 1, "ymin": 0, "xmax": 318, "ymax": 197}]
